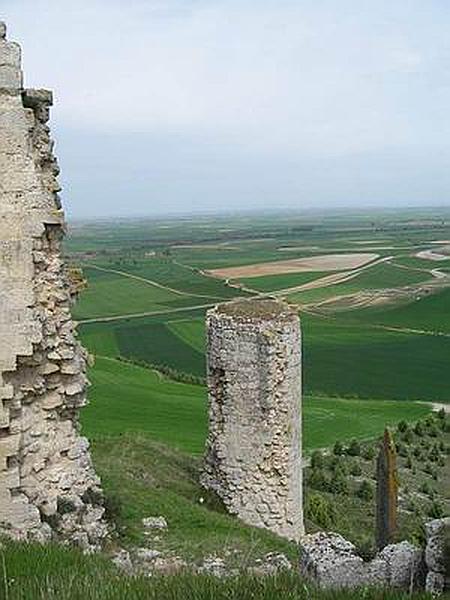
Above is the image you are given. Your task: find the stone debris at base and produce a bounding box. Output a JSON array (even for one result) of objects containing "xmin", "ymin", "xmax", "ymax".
[
  {"xmin": 299, "ymin": 532, "xmax": 423, "ymax": 590},
  {"xmin": 425, "ymin": 517, "xmax": 450, "ymax": 595}
]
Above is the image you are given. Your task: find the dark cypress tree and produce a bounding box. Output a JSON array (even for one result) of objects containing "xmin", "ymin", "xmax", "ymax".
[{"xmin": 376, "ymin": 428, "xmax": 398, "ymax": 549}]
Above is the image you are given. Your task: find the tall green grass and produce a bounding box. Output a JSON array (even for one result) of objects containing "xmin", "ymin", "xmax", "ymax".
[{"xmin": 0, "ymin": 539, "xmax": 438, "ymax": 600}]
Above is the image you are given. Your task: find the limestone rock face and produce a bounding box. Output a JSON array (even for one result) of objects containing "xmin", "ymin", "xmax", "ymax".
[
  {"xmin": 201, "ymin": 299, "xmax": 303, "ymax": 541},
  {"xmin": 425, "ymin": 517, "xmax": 450, "ymax": 595},
  {"xmin": 0, "ymin": 23, "xmax": 106, "ymax": 548},
  {"xmin": 299, "ymin": 532, "xmax": 423, "ymax": 590}
]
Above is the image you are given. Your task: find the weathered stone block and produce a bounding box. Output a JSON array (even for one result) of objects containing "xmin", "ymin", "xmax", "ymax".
[{"xmin": 299, "ymin": 532, "xmax": 423, "ymax": 590}]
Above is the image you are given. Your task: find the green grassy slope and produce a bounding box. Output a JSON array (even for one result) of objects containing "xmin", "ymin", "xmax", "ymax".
[
  {"xmin": 83, "ymin": 357, "xmax": 207, "ymax": 454},
  {"xmin": 82, "ymin": 313, "xmax": 450, "ymax": 403},
  {"xmin": 82, "ymin": 357, "xmax": 431, "ymax": 456},
  {"xmin": 116, "ymin": 321, "xmax": 205, "ymax": 377}
]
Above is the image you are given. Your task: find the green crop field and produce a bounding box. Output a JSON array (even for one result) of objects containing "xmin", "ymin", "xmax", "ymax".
[
  {"xmin": 302, "ymin": 314, "xmax": 450, "ymax": 402},
  {"xmin": 71, "ymin": 208, "xmax": 450, "ymax": 414},
  {"xmin": 287, "ymin": 261, "xmax": 432, "ymax": 305},
  {"xmin": 347, "ymin": 287, "xmax": 450, "ymax": 334},
  {"xmin": 73, "ymin": 267, "xmax": 203, "ymax": 320},
  {"xmin": 167, "ymin": 318, "xmax": 206, "ymax": 354},
  {"xmin": 82, "ymin": 357, "xmax": 432, "ymax": 455},
  {"xmin": 90, "ymin": 256, "xmax": 245, "ymax": 299},
  {"xmin": 79, "ymin": 310, "xmax": 207, "ymax": 361},
  {"xmin": 81, "ymin": 312, "xmax": 450, "ymax": 403},
  {"xmin": 116, "ymin": 322, "xmax": 206, "ymax": 376},
  {"xmin": 83, "ymin": 357, "xmax": 207, "ymax": 454}
]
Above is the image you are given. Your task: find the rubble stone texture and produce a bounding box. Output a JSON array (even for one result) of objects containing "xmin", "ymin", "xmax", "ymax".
[
  {"xmin": 0, "ymin": 23, "xmax": 106, "ymax": 548},
  {"xmin": 201, "ymin": 299, "xmax": 303, "ymax": 541},
  {"xmin": 299, "ymin": 532, "xmax": 423, "ymax": 590},
  {"xmin": 425, "ymin": 517, "xmax": 450, "ymax": 596}
]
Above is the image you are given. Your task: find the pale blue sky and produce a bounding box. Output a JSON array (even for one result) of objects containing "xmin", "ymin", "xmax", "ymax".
[{"xmin": 3, "ymin": 0, "xmax": 450, "ymax": 217}]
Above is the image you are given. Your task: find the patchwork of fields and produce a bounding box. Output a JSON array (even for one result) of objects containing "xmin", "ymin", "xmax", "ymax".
[
  {"xmin": 69, "ymin": 208, "xmax": 450, "ymax": 461},
  {"xmin": 207, "ymin": 252, "xmax": 378, "ymax": 279}
]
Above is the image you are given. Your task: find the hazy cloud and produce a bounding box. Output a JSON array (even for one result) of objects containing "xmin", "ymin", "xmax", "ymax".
[{"xmin": 2, "ymin": 0, "xmax": 450, "ymax": 216}]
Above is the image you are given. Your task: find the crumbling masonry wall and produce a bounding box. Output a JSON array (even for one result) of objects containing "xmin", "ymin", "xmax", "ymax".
[
  {"xmin": 0, "ymin": 23, "xmax": 106, "ymax": 547},
  {"xmin": 201, "ymin": 299, "xmax": 303, "ymax": 541}
]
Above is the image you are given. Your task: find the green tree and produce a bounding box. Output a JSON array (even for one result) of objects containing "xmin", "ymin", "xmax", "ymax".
[
  {"xmin": 310, "ymin": 450, "xmax": 325, "ymax": 470},
  {"xmin": 347, "ymin": 439, "xmax": 361, "ymax": 457},
  {"xmin": 333, "ymin": 441, "xmax": 344, "ymax": 456},
  {"xmin": 357, "ymin": 479, "xmax": 373, "ymax": 501}
]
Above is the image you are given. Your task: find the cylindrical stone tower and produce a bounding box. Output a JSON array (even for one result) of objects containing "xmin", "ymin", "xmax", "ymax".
[{"xmin": 201, "ymin": 298, "xmax": 303, "ymax": 541}]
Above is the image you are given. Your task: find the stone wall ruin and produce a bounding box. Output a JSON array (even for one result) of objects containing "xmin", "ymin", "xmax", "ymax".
[
  {"xmin": 201, "ymin": 298, "xmax": 303, "ymax": 541},
  {"xmin": 0, "ymin": 22, "xmax": 106, "ymax": 548}
]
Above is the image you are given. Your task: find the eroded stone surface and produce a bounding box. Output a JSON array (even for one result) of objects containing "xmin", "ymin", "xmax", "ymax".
[
  {"xmin": 201, "ymin": 298, "xmax": 303, "ymax": 541},
  {"xmin": 425, "ymin": 517, "xmax": 450, "ymax": 595},
  {"xmin": 0, "ymin": 23, "xmax": 106, "ymax": 548},
  {"xmin": 299, "ymin": 532, "xmax": 423, "ymax": 590}
]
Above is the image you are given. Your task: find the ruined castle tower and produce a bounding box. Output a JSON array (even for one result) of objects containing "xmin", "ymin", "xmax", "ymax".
[
  {"xmin": 201, "ymin": 299, "xmax": 303, "ymax": 541},
  {"xmin": 0, "ymin": 23, "xmax": 106, "ymax": 547}
]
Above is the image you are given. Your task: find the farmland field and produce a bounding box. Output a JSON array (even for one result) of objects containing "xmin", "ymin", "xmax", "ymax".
[
  {"xmin": 347, "ymin": 287, "xmax": 450, "ymax": 334},
  {"xmin": 286, "ymin": 261, "xmax": 434, "ymax": 306},
  {"xmin": 70, "ymin": 206, "xmax": 450, "ymax": 454},
  {"xmin": 73, "ymin": 267, "xmax": 203, "ymax": 320},
  {"xmin": 207, "ymin": 252, "xmax": 379, "ymax": 279},
  {"xmin": 235, "ymin": 271, "xmax": 329, "ymax": 292},
  {"xmin": 82, "ymin": 357, "xmax": 432, "ymax": 455},
  {"xmin": 68, "ymin": 207, "xmax": 450, "ymax": 554}
]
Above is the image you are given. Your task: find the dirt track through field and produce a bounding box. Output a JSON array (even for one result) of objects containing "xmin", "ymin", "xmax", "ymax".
[
  {"xmin": 87, "ymin": 264, "xmax": 223, "ymax": 300},
  {"xmin": 77, "ymin": 302, "xmax": 217, "ymax": 325},
  {"xmin": 207, "ymin": 253, "xmax": 379, "ymax": 279}
]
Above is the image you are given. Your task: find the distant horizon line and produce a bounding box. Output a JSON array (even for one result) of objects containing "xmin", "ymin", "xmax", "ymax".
[{"xmin": 67, "ymin": 203, "xmax": 450, "ymax": 223}]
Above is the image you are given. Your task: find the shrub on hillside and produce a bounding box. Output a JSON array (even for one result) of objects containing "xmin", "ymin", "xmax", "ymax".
[
  {"xmin": 329, "ymin": 456, "xmax": 348, "ymax": 475},
  {"xmin": 328, "ymin": 469, "xmax": 349, "ymax": 495},
  {"xmin": 346, "ymin": 439, "xmax": 361, "ymax": 457},
  {"xmin": 350, "ymin": 462, "xmax": 362, "ymax": 477},
  {"xmin": 396, "ymin": 442, "xmax": 408, "ymax": 457},
  {"xmin": 401, "ymin": 429, "xmax": 414, "ymax": 444},
  {"xmin": 354, "ymin": 535, "xmax": 377, "ymax": 561},
  {"xmin": 420, "ymin": 482, "xmax": 434, "ymax": 497},
  {"xmin": 307, "ymin": 468, "xmax": 328, "ymax": 492},
  {"xmin": 397, "ymin": 420, "xmax": 408, "ymax": 433},
  {"xmin": 413, "ymin": 446, "xmax": 423, "ymax": 460},
  {"xmin": 333, "ymin": 441, "xmax": 344, "ymax": 456},
  {"xmin": 362, "ymin": 445, "xmax": 375, "ymax": 461},
  {"xmin": 428, "ymin": 500, "xmax": 445, "ymax": 519},
  {"xmin": 414, "ymin": 421, "xmax": 425, "ymax": 437},
  {"xmin": 356, "ymin": 479, "xmax": 373, "ymax": 501},
  {"xmin": 305, "ymin": 493, "xmax": 338, "ymax": 529},
  {"xmin": 310, "ymin": 450, "xmax": 325, "ymax": 470}
]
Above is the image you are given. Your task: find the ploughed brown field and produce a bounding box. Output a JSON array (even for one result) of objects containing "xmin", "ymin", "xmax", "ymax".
[{"xmin": 207, "ymin": 253, "xmax": 379, "ymax": 279}]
